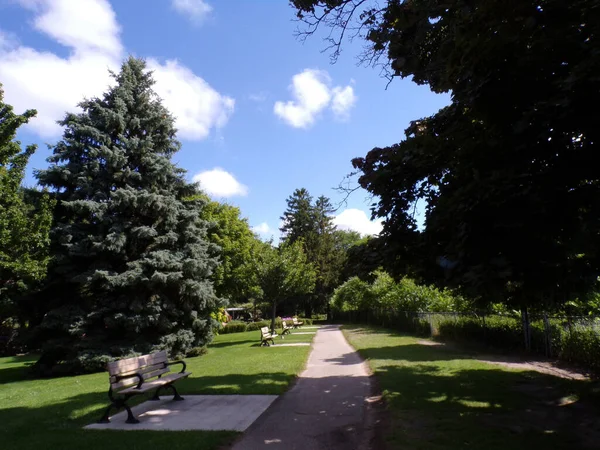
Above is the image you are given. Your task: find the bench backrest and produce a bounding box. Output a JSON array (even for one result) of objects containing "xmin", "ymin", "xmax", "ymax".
[
  {"xmin": 260, "ymin": 326, "xmax": 271, "ymax": 336},
  {"xmin": 282, "ymin": 321, "xmax": 288, "ymax": 328},
  {"xmin": 106, "ymin": 351, "xmax": 170, "ymax": 391},
  {"xmin": 292, "ymin": 318, "xmax": 299, "ymax": 324}
]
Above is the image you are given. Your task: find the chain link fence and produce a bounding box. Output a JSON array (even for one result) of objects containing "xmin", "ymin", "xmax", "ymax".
[{"xmin": 333, "ymin": 309, "xmax": 600, "ymax": 375}]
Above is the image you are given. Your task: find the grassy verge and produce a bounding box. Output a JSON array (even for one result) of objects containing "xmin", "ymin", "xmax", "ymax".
[
  {"xmin": 0, "ymin": 328, "xmax": 316, "ymax": 450},
  {"xmin": 342, "ymin": 325, "xmax": 600, "ymax": 450}
]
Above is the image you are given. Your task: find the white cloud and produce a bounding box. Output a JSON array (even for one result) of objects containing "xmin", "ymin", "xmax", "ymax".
[
  {"xmin": 331, "ymin": 85, "xmax": 357, "ymax": 120},
  {"xmin": 0, "ymin": 0, "xmax": 233, "ymax": 140},
  {"xmin": 252, "ymin": 222, "xmax": 271, "ymax": 235},
  {"xmin": 192, "ymin": 168, "xmax": 248, "ymax": 198},
  {"xmin": 0, "ymin": 47, "xmax": 116, "ymax": 137},
  {"xmin": 148, "ymin": 59, "xmax": 234, "ymax": 140},
  {"xmin": 273, "ymin": 69, "xmax": 356, "ymax": 128},
  {"xmin": 333, "ymin": 209, "xmax": 383, "ymax": 236},
  {"xmin": 171, "ymin": 0, "xmax": 212, "ymax": 24},
  {"xmin": 22, "ymin": 0, "xmax": 122, "ymax": 55},
  {"xmin": 274, "ymin": 69, "xmax": 331, "ymax": 128}
]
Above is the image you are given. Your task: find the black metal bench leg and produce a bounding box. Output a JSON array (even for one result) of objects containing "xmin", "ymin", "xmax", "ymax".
[
  {"xmin": 98, "ymin": 403, "xmax": 115, "ymax": 423},
  {"xmin": 150, "ymin": 386, "xmax": 162, "ymax": 401},
  {"xmin": 166, "ymin": 383, "xmax": 184, "ymax": 401},
  {"xmin": 124, "ymin": 402, "xmax": 140, "ymax": 424}
]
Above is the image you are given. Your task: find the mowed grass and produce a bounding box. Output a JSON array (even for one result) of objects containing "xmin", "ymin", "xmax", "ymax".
[
  {"xmin": 343, "ymin": 326, "xmax": 600, "ymax": 450},
  {"xmin": 0, "ymin": 328, "xmax": 316, "ymax": 450}
]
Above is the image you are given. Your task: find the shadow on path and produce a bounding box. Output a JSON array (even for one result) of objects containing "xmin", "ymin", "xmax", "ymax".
[{"xmin": 230, "ymin": 325, "xmax": 372, "ymax": 450}]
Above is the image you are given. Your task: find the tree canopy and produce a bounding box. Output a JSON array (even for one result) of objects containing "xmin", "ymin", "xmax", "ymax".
[
  {"xmin": 200, "ymin": 197, "xmax": 264, "ymax": 304},
  {"xmin": 255, "ymin": 240, "xmax": 316, "ymax": 331},
  {"xmin": 280, "ymin": 189, "xmax": 347, "ymax": 315},
  {"xmin": 33, "ymin": 58, "xmax": 222, "ymax": 374},
  {"xmin": 0, "ymin": 85, "xmax": 53, "ymax": 327},
  {"xmin": 292, "ymin": 0, "xmax": 600, "ymax": 309}
]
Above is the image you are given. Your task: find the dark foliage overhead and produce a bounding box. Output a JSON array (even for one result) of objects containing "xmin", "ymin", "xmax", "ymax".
[{"xmin": 292, "ymin": 0, "xmax": 600, "ymax": 308}]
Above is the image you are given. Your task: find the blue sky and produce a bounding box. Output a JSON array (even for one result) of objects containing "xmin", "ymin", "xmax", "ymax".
[{"xmin": 0, "ymin": 0, "xmax": 449, "ymax": 239}]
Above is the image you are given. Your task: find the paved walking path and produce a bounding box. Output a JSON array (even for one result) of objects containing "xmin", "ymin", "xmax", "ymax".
[{"xmin": 231, "ymin": 325, "xmax": 372, "ymax": 450}]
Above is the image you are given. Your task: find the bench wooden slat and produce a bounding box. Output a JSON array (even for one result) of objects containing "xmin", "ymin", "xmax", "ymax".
[
  {"xmin": 107, "ymin": 351, "xmax": 168, "ymax": 375},
  {"xmin": 109, "ymin": 362, "xmax": 165, "ymax": 382},
  {"xmin": 118, "ymin": 372, "xmax": 191, "ymax": 394},
  {"xmin": 110, "ymin": 367, "xmax": 171, "ymax": 390}
]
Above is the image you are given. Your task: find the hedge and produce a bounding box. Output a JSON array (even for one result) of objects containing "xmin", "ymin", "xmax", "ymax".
[
  {"xmin": 336, "ymin": 308, "xmax": 600, "ymax": 376},
  {"xmin": 220, "ymin": 317, "xmax": 313, "ymax": 334},
  {"xmin": 219, "ymin": 320, "xmax": 248, "ymax": 334}
]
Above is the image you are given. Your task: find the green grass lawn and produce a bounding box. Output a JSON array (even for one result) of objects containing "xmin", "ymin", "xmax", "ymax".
[
  {"xmin": 343, "ymin": 326, "xmax": 600, "ymax": 450},
  {"xmin": 0, "ymin": 328, "xmax": 316, "ymax": 450}
]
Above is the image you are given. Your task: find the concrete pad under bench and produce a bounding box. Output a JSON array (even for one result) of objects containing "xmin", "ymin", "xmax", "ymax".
[
  {"xmin": 85, "ymin": 395, "xmax": 277, "ymax": 431},
  {"xmin": 291, "ymin": 332, "xmax": 317, "ymax": 335}
]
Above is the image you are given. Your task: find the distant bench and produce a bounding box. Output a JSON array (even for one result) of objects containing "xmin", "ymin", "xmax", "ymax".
[
  {"xmin": 281, "ymin": 320, "xmax": 292, "ymax": 336},
  {"xmin": 260, "ymin": 326, "xmax": 278, "ymax": 346},
  {"xmin": 292, "ymin": 317, "xmax": 304, "ymax": 328},
  {"xmin": 98, "ymin": 350, "xmax": 191, "ymax": 424}
]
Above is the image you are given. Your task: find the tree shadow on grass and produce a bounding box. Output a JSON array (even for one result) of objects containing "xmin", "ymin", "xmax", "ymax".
[
  {"xmin": 208, "ymin": 339, "xmax": 258, "ymax": 349},
  {"xmin": 0, "ymin": 371, "xmax": 298, "ymax": 450},
  {"xmin": 357, "ymin": 344, "xmax": 471, "ymax": 363},
  {"xmin": 178, "ymin": 371, "xmax": 296, "ymax": 395},
  {"xmin": 359, "ymin": 349, "xmax": 600, "ymax": 449},
  {"xmin": 0, "ymin": 388, "xmax": 236, "ymax": 450},
  {"xmin": 0, "ymin": 354, "xmax": 38, "ymax": 384}
]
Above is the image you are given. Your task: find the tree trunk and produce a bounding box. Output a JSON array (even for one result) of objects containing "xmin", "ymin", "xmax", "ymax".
[
  {"xmin": 304, "ymin": 299, "xmax": 312, "ymax": 318},
  {"xmin": 271, "ymin": 300, "xmax": 277, "ymax": 334},
  {"xmin": 521, "ymin": 306, "xmax": 531, "ymax": 352}
]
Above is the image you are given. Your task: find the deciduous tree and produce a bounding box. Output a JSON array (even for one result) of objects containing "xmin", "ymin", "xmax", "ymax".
[
  {"xmin": 280, "ymin": 189, "xmax": 346, "ymax": 315},
  {"xmin": 292, "ymin": 0, "xmax": 600, "ymax": 310},
  {"xmin": 200, "ymin": 197, "xmax": 263, "ymax": 303},
  {"xmin": 255, "ymin": 240, "xmax": 316, "ymax": 332},
  {"xmin": 0, "ymin": 85, "xmax": 53, "ymax": 334}
]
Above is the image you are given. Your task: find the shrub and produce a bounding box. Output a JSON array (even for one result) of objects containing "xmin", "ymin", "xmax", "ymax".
[
  {"xmin": 220, "ymin": 321, "xmax": 248, "ymax": 334},
  {"xmin": 186, "ymin": 346, "xmax": 208, "ymax": 357},
  {"xmin": 330, "ymin": 269, "xmax": 600, "ymax": 375},
  {"xmin": 331, "ymin": 271, "xmax": 469, "ymax": 315},
  {"xmin": 437, "ymin": 315, "xmax": 524, "ymax": 350},
  {"xmin": 246, "ymin": 320, "xmax": 271, "ymax": 331},
  {"xmin": 560, "ymin": 327, "xmax": 600, "ymax": 374},
  {"xmin": 331, "ymin": 277, "xmax": 374, "ymax": 312},
  {"xmin": 296, "ymin": 317, "xmax": 313, "ymax": 325}
]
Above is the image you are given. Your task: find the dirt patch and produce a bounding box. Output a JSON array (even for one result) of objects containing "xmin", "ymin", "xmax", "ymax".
[{"xmin": 417, "ymin": 339, "xmax": 589, "ymax": 380}]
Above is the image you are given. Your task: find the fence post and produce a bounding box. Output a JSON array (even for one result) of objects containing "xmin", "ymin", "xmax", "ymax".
[
  {"xmin": 428, "ymin": 312, "xmax": 434, "ymax": 336},
  {"xmin": 543, "ymin": 312, "xmax": 552, "ymax": 357}
]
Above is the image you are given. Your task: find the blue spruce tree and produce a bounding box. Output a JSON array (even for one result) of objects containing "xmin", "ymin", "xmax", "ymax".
[{"xmin": 34, "ymin": 58, "xmax": 222, "ymax": 375}]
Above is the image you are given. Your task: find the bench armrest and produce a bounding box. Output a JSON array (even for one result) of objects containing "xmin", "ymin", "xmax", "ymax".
[
  {"xmin": 166, "ymin": 360, "xmax": 187, "ymax": 374},
  {"xmin": 115, "ymin": 372, "xmax": 144, "ymax": 389}
]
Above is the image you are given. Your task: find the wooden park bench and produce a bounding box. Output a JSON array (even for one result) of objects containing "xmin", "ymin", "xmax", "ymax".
[
  {"xmin": 292, "ymin": 317, "xmax": 304, "ymax": 329},
  {"xmin": 260, "ymin": 326, "xmax": 278, "ymax": 346},
  {"xmin": 98, "ymin": 350, "xmax": 191, "ymax": 424},
  {"xmin": 281, "ymin": 320, "xmax": 292, "ymax": 336}
]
